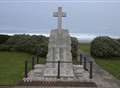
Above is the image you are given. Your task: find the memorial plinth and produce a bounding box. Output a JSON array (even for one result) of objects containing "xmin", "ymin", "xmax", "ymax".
[{"xmin": 44, "ymin": 29, "xmax": 74, "ymax": 78}]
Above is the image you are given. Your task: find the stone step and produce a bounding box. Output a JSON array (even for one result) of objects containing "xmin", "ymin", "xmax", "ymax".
[
  {"xmin": 14, "ymin": 86, "xmax": 97, "ymax": 88},
  {"xmin": 73, "ymin": 65, "xmax": 83, "ymax": 68},
  {"xmin": 34, "ymin": 64, "xmax": 44, "ymax": 69},
  {"xmin": 74, "ymin": 69, "xmax": 84, "ymax": 73},
  {"xmin": 75, "ymin": 73, "xmax": 83, "ymax": 76},
  {"xmin": 33, "ymin": 69, "xmax": 43, "ymax": 73},
  {"xmin": 33, "ymin": 73, "xmax": 43, "ymax": 77},
  {"xmin": 32, "ymin": 69, "xmax": 44, "ymax": 77},
  {"xmin": 17, "ymin": 80, "xmax": 97, "ymax": 87}
]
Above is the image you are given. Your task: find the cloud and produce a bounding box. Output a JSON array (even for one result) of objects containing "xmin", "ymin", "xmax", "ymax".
[{"xmin": 0, "ymin": 0, "xmax": 120, "ymax": 3}]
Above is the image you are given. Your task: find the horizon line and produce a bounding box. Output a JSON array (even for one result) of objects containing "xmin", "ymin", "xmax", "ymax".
[{"xmin": 0, "ymin": 32, "xmax": 119, "ymax": 39}]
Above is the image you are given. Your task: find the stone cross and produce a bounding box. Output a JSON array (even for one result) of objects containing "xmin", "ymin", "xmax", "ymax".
[{"xmin": 53, "ymin": 7, "xmax": 66, "ymax": 30}]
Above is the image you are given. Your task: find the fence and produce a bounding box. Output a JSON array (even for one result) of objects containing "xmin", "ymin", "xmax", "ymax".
[{"xmin": 24, "ymin": 54, "xmax": 93, "ymax": 79}]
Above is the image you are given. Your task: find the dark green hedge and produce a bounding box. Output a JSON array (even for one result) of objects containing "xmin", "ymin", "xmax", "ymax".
[
  {"xmin": 71, "ymin": 37, "xmax": 79, "ymax": 60},
  {"xmin": 0, "ymin": 34, "xmax": 79, "ymax": 59},
  {"xmin": 0, "ymin": 35, "xmax": 10, "ymax": 44},
  {"xmin": 91, "ymin": 36, "xmax": 120, "ymax": 57},
  {"xmin": 0, "ymin": 34, "xmax": 49, "ymax": 57}
]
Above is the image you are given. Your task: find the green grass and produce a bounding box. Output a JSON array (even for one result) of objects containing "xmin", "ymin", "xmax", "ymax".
[
  {"xmin": 80, "ymin": 43, "xmax": 90, "ymax": 54},
  {"xmin": 95, "ymin": 57, "xmax": 120, "ymax": 79},
  {"xmin": 80, "ymin": 43, "xmax": 120, "ymax": 80},
  {"xmin": 0, "ymin": 51, "xmax": 45, "ymax": 85}
]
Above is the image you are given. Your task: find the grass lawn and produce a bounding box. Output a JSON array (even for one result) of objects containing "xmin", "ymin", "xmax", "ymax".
[
  {"xmin": 0, "ymin": 51, "xmax": 45, "ymax": 85},
  {"xmin": 80, "ymin": 43, "xmax": 90, "ymax": 54},
  {"xmin": 95, "ymin": 57, "xmax": 120, "ymax": 79},
  {"xmin": 80, "ymin": 43, "xmax": 120, "ymax": 80}
]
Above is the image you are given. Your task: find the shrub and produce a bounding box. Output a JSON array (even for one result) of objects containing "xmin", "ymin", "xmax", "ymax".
[
  {"xmin": 0, "ymin": 44, "xmax": 11, "ymax": 51},
  {"xmin": 0, "ymin": 35, "xmax": 10, "ymax": 44},
  {"xmin": 71, "ymin": 37, "xmax": 79, "ymax": 60},
  {"xmin": 35, "ymin": 44, "xmax": 48, "ymax": 57},
  {"xmin": 0, "ymin": 34, "xmax": 78, "ymax": 59},
  {"xmin": 91, "ymin": 36, "xmax": 120, "ymax": 57},
  {"xmin": 117, "ymin": 39, "xmax": 120, "ymax": 43},
  {"xmin": 0, "ymin": 34, "xmax": 48, "ymax": 57}
]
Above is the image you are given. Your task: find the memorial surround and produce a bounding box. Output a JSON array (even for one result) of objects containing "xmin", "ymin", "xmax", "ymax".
[{"xmin": 25, "ymin": 7, "xmax": 90, "ymax": 82}]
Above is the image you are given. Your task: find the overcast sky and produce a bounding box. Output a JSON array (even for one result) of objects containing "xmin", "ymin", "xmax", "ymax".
[{"xmin": 0, "ymin": 0, "xmax": 120, "ymax": 39}]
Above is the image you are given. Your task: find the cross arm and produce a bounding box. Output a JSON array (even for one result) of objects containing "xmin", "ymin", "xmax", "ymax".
[{"xmin": 53, "ymin": 12, "xmax": 67, "ymax": 17}]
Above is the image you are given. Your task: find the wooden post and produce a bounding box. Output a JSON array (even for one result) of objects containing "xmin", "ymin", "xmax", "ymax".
[
  {"xmin": 89, "ymin": 61, "xmax": 93, "ymax": 79},
  {"xmin": 84, "ymin": 57, "xmax": 87, "ymax": 71},
  {"xmin": 80, "ymin": 54, "xmax": 82, "ymax": 65},
  {"xmin": 32, "ymin": 56, "xmax": 35, "ymax": 69},
  {"xmin": 24, "ymin": 60, "xmax": 28, "ymax": 78},
  {"xmin": 57, "ymin": 61, "xmax": 60, "ymax": 79}
]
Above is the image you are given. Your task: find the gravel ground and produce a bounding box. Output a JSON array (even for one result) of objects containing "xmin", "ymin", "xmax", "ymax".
[{"xmin": 82, "ymin": 53, "xmax": 120, "ymax": 88}]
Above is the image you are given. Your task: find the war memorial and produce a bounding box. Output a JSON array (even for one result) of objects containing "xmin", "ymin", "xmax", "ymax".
[{"xmin": 21, "ymin": 7, "xmax": 97, "ymax": 87}]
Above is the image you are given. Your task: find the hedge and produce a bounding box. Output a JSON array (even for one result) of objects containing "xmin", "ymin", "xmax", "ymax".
[
  {"xmin": 0, "ymin": 34, "xmax": 79, "ymax": 59},
  {"xmin": 0, "ymin": 35, "xmax": 10, "ymax": 44},
  {"xmin": 91, "ymin": 36, "xmax": 120, "ymax": 57}
]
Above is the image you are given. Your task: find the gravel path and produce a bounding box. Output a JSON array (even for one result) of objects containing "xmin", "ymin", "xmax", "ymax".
[{"xmin": 82, "ymin": 52, "xmax": 120, "ymax": 88}]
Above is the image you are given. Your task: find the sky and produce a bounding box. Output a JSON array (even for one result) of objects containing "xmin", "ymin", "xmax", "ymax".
[{"xmin": 0, "ymin": 0, "xmax": 120, "ymax": 41}]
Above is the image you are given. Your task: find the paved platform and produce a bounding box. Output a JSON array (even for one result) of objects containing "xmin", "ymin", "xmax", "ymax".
[{"xmin": 25, "ymin": 64, "xmax": 91, "ymax": 82}]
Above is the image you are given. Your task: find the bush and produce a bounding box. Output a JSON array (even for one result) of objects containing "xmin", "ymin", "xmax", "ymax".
[
  {"xmin": 0, "ymin": 35, "xmax": 10, "ymax": 44},
  {"xmin": 0, "ymin": 44, "xmax": 11, "ymax": 51},
  {"xmin": 91, "ymin": 36, "xmax": 120, "ymax": 57},
  {"xmin": 117, "ymin": 39, "xmax": 120, "ymax": 43},
  {"xmin": 0, "ymin": 34, "xmax": 78, "ymax": 59},
  {"xmin": 0, "ymin": 34, "xmax": 48, "ymax": 57},
  {"xmin": 71, "ymin": 37, "xmax": 79, "ymax": 60},
  {"xmin": 35, "ymin": 44, "xmax": 48, "ymax": 57}
]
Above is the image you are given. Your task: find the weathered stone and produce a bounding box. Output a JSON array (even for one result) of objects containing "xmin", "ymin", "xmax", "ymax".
[
  {"xmin": 44, "ymin": 7, "xmax": 74, "ymax": 78},
  {"xmin": 24, "ymin": 7, "xmax": 90, "ymax": 82}
]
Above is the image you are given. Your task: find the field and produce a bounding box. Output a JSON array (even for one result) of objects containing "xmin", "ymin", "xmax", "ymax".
[
  {"xmin": 80, "ymin": 43, "xmax": 91, "ymax": 54},
  {"xmin": 80, "ymin": 43, "xmax": 120, "ymax": 80},
  {"xmin": 0, "ymin": 51, "xmax": 45, "ymax": 85},
  {"xmin": 0, "ymin": 43, "xmax": 120, "ymax": 85}
]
